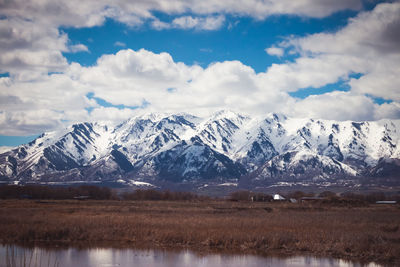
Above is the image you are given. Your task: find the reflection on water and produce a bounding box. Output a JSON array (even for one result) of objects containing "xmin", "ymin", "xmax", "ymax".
[{"xmin": 0, "ymin": 244, "xmax": 381, "ymax": 267}]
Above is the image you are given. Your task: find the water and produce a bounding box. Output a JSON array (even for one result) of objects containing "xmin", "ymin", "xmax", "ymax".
[{"xmin": 0, "ymin": 245, "xmax": 381, "ymax": 267}]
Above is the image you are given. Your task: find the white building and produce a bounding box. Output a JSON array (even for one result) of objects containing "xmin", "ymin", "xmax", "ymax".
[{"xmin": 273, "ymin": 194, "xmax": 285, "ymax": 201}]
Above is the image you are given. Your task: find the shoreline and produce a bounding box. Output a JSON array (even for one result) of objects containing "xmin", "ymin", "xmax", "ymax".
[{"xmin": 1, "ymin": 200, "xmax": 399, "ymax": 265}]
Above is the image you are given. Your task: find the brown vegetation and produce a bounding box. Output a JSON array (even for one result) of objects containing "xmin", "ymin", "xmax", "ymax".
[
  {"xmin": 0, "ymin": 199, "xmax": 399, "ymax": 265},
  {"xmin": 121, "ymin": 189, "xmax": 209, "ymax": 201},
  {"xmin": 229, "ymin": 190, "xmax": 272, "ymax": 202}
]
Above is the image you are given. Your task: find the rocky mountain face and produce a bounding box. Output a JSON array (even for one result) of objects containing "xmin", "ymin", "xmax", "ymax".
[{"xmin": 0, "ymin": 111, "xmax": 399, "ymax": 189}]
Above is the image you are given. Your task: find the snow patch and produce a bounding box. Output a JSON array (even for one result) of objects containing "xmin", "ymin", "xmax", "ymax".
[
  {"xmin": 218, "ymin": 182, "xmax": 238, "ymax": 187},
  {"xmin": 129, "ymin": 180, "xmax": 155, "ymax": 187}
]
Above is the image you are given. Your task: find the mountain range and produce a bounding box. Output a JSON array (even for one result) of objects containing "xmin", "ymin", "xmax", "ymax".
[{"xmin": 1, "ymin": 110, "xmax": 399, "ymax": 190}]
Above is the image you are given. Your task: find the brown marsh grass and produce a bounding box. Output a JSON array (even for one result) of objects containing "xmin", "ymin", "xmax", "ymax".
[{"xmin": 0, "ymin": 199, "xmax": 399, "ymax": 265}]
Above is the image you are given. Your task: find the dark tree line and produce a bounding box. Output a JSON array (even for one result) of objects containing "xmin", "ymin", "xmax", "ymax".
[
  {"xmin": 0, "ymin": 185, "xmax": 112, "ymax": 200},
  {"xmin": 0, "ymin": 185, "xmax": 208, "ymax": 201},
  {"xmin": 1, "ymin": 185, "xmax": 398, "ymax": 203}
]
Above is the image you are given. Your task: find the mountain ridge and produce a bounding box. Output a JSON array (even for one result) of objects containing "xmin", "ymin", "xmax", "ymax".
[{"xmin": 0, "ymin": 110, "xmax": 399, "ymax": 189}]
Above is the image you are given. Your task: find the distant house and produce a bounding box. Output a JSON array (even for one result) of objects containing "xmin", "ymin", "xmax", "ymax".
[{"xmin": 273, "ymin": 194, "xmax": 286, "ymax": 201}]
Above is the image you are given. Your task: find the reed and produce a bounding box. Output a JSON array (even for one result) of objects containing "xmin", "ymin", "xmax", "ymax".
[
  {"xmin": 2, "ymin": 244, "xmax": 59, "ymax": 267},
  {"xmin": 0, "ymin": 199, "xmax": 399, "ymax": 265}
]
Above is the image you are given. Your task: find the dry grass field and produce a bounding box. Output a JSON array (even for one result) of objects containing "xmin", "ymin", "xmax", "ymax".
[{"xmin": 0, "ymin": 199, "xmax": 399, "ymax": 265}]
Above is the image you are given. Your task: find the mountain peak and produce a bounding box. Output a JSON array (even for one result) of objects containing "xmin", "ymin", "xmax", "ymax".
[{"xmin": 211, "ymin": 109, "xmax": 247, "ymax": 118}]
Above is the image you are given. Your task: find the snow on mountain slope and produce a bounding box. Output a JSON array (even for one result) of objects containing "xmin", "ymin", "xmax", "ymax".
[
  {"xmin": 0, "ymin": 111, "xmax": 399, "ymax": 185},
  {"xmin": 195, "ymin": 110, "xmax": 250, "ymax": 154},
  {"xmin": 0, "ymin": 122, "xmax": 111, "ymax": 180},
  {"xmin": 254, "ymin": 150, "xmax": 357, "ymax": 181},
  {"xmin": 0, "ymin": 146, "xmax": 14, "ymax": 154}
]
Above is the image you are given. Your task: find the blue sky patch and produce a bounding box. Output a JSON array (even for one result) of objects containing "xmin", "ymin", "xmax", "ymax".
[
  {"xmin": 86, "ymin": 92, "xmax": 140, "ymax": 111},
  {"xmin": 289, "ymin": 80, "xmax": 351, "ymax": 99},
  {"xmin": 0, "ymin": 135, "xmax": 39, "ymax": 147},
  {"xmin": 61, "ymin": 10, "xmax": 356, "ymax": 73}
]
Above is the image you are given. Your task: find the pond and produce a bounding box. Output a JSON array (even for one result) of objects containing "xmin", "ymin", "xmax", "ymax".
[{"xmin": 0, "ymin": 244, "xmax": 381, "ymax": 267}]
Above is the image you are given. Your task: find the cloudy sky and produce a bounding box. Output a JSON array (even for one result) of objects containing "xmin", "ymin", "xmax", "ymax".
[{"xmin": 0, "ymin": 0, "xmax": 400, "ymax": 146}]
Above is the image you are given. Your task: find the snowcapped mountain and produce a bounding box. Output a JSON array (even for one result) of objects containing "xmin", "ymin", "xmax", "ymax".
[{"xmin": 0, "ymin": 110, "xmax": 399, "ymax": 188}]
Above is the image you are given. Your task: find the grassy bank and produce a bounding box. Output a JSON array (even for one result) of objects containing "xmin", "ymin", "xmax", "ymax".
[{"xmin": 0, "ymin": 199, "xmax": 399, "ymax": 265}]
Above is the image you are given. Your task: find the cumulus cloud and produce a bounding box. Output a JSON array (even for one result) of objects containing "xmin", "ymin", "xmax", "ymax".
[
  {"xmin": 287, "ymin": 91, "xmax": 400, "ymax": 122},
  {"xmin": 152, "ymin": 15, "xmax": 225, "ymax": 30},
  {"xmin": 0, "ymin": 18, "xmax": 69, "ymax": 79},
  {"xmin": 268, "ymin": 2, "xmax": 400, "ymax": 97},
  {"xmin": 0, "ymin": 17, "xmax": 83, "ymax": 78},
  {"xmin": 260, "ymin": 2, "xmax": 400, "ymax": 121},
  {"xmin": 265, "ymin": 46, "xmax": 284, "ymax": 57},
  {"xmin": 0, "ymin": 68, "xmax": 91, "ymax": 134},
  {"xmin": 88, "ymin": 107, "xmax": 139, "ymax": 123},
  {"xmin": 172, "ymin": 15, "xmax": 225, "ymax": 30},
  {"xmin": 375, "ymin": 102, "xmax": 400, "ymax": 120},
  {"xmin": 151, "ymin": 19, "xmax": 171, "ymax": 30},
  {"xmin": 0, "ymin": 108, "xmax": 65, "ymax": 136},
  {"xmin": 350, "ymin": 68, "xmax": 400, "ymax": 102},
  {"xmin": 78, "ymin": 49, "xmax": 202, "ymax": 107},
  {"xmin": 286, "ymin": 91, "xmax": 378, "ymax": 121},
  {"xmin": 68, "ymin": 44, "xmax": 89, "ymax": 53}
]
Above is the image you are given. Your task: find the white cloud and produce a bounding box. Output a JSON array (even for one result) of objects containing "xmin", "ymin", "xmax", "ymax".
[
  {"xmin": 200, "ymin": 15, "xmax": 226, "ymax": 30},
  {"xmin": 0, "ymin": 18, "xmax": 69, "ymax": 79},
  {"xmin": 0, "ymin": 68, "xmax": 91, "ymax": 134},
  {"xmin": 350, "ymin": 68, "xmax": 400, "ymax": 102},
  {"xmin": 265, "ymin": 46, "xmax": 284, "ymax": 57},
  {"xmin": 151, "ymin": 19, "xmax": 171, "ymax": 30},
  {"xmin": 262, "ymin": 54, "xmax": 356, "ymax": 92},
  {"xmin": 152, "ymin": 15, "xmax": 225, "ymax": 31},
  {"xmin": 171, "ymin": 15, "xmax": 225, "ymax": 30},
  {"xmin": 0, "ymin": 109, "xmax": 65, "ymax": 136},
  {"xmin": 269, "ymin": 2, "xmax": 400, "ymax": 98},
  {"xmin": 172, "ymin": 16, "xmax": 199, "ymax": 29},
  {"xmin": 114, "ymin": 41, "xmax": 126, "ymax": 47},
  {"xmin": 288, "ymin": 91, "xmax": 400, "ymax": 122},
  {"xmin": 375, "ymin": 102, "xmax": 400, "ymax": 120},
  {"xmin": 286, "ymin": 91, "xmax": 378, "ymax": 121},
  {"xmin": 79, "ymin": 49, "xmax": 202, "ymax": 108},
  {"xmin": 88, "ymin": 107, "xmax": 139, "ymax": 123},
  {"xmin": 69, "ymin": 44, "xmax": 89, "ymax": 53}
]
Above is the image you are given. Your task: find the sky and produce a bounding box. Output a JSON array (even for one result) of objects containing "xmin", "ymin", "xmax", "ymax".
[{"xmin": 0, "ymin": 0, "xmax": 400, "ymax": 146}]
